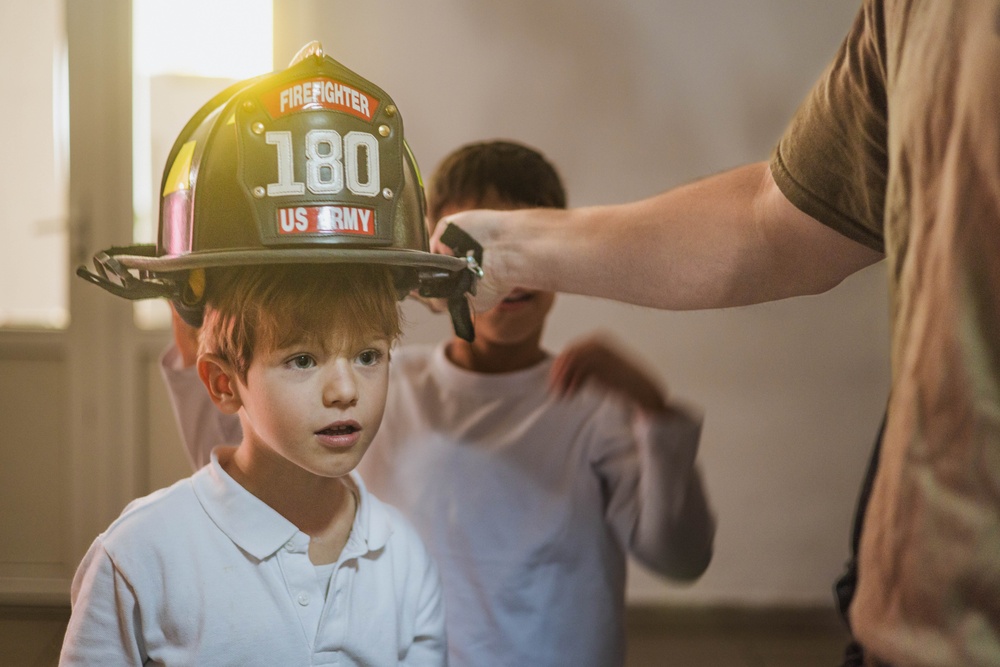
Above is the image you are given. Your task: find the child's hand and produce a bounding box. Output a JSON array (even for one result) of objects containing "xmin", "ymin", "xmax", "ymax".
[
  {"xmin": 171, "ymin": 305, "xmax": 201, "ymax": 368},
  {"xmin": 549, "ymin": 334, "xmax": 669, "ymax": 416}
]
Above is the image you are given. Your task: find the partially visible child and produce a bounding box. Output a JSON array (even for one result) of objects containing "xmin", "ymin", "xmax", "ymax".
[
  {"xmin": 61, "ymin": 263, "xmax": 445, "ymax": 665},
  {"xmin": 162, "ymin": 140, "xmax": 715, "ymax": 666}
]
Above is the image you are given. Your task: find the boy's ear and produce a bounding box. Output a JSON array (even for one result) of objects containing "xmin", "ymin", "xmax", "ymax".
[{"xmin": 197, "ymin": 353, "xmax": 242, "ymax": 415}]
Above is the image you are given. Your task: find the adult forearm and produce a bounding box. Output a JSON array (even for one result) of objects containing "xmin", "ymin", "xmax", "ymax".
[
  {"xmin": 444, "ymin": 162, "xmax": 881, "ymax": 310},
  {"xmin": 537, "ymin": 172, "xmax": 765, "ymax": 309}
]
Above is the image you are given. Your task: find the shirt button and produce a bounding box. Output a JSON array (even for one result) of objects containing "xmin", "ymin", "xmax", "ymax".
[
  {"xmin": 297, "ymin": 592, "xmax": 310, "ymax": 606},
  {"xmin": 284, "ymin": 541, "xmax": 295, "ymax": 552}
]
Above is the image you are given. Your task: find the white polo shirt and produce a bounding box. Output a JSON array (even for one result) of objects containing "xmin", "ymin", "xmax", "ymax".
[{"xmin": 60, "ymin": 449, "xmax": 446, "ymax": 666}]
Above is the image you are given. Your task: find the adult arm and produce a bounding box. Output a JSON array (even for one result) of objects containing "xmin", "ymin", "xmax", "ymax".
[{"xmin": 433, "ymin": 162, "xmax": 883, "ymax": 312}]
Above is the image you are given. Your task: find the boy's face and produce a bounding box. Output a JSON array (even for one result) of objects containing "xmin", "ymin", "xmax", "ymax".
[
  {"xmin": 436, "ymin": 195, "xmax": 556, "ymax": 347},
  {"xmin": 230, "ymin": 332, "xmax": 391, "ymax": 479}
]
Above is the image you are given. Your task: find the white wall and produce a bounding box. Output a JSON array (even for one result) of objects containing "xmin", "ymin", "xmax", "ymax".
[
  {"xmin": 0, "ymin": 0, "xmax": 68, "ymax": 327},
  {"xmin": 280, "ymin": 0, "xmax": 889, "ymax": 607}
]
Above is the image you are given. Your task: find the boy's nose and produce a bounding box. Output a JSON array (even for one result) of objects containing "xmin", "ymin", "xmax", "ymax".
[{"xmin": 322, "ymin": 362, "xmax": 359, "ymax": 407}]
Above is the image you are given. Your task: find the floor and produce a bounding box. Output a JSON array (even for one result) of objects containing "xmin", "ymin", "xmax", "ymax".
[
  {"xmin": 3, "ymin": 604, "xmax": 850, "ymax": 666},
  {"xmin": 624, "ymin": 606, "xmax": 850, "ymax": 666},
  {"xmin": 0, "ymin": 607, "xmax": 66, "ymax": 667}
]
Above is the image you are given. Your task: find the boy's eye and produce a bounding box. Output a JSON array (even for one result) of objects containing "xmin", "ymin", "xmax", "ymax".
[
  {"xmin": 288, "ymin": 354, "xmax": 316, "ymax": 369},
  {"xmin": 356, "ymin": 349, "xmax": 383, "ymax": 367}
]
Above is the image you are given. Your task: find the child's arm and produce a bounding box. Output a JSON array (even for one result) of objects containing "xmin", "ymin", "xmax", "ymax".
[
  {"xmin": 551, "ymin": 334, "xmax": 716, "ymax": 580},
  {"xmin": 159, "ymin": 307, "xmax": 242, "ymax": 469},
  {"xmin": 59, "ymin": 539, "xmax": 144, "ymax": 665}
]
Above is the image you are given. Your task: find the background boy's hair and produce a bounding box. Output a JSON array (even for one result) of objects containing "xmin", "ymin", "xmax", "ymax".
[
  {"xmin": 199, "ymin": 263, "xmax": 401, "ymax": 380},
  {"xmin": 427, "ymin": 140, "xmax": 566, "ymax": 223}
]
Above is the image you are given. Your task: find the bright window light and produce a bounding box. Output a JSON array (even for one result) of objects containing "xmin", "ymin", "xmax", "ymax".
[
  {"xmin": 132, "ymin": 0, "xmax": 273, "ymax": 328},
  {"xmin": 133, "ymin": 0, "xmax": 273, "ymax": 78}
]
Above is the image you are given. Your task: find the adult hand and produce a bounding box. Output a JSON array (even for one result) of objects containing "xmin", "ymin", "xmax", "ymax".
[
  {"xmin": 549, "ymin": 333, "xmax": 669, "ymax": 417},
  {"xmin": 430, "ymin": 209, "xmax": 514, "ymax": 313}
]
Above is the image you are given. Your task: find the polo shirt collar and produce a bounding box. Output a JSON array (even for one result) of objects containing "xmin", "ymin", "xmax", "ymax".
[
  {"xmin": 340, "ymin": 472, "xmax": 391, "ymax": 559},
  {"xmin": 191, "ymin": 447, "xmax": 392, "ymax": 561}
]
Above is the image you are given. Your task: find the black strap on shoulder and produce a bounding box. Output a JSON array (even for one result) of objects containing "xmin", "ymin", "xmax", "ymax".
[{"xmin": 835, "ymin": 409, "xmax": 888, "ymax": 667}]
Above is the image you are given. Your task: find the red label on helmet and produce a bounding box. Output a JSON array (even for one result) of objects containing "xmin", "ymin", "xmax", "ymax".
[
  {"xmin": 263, "ymin": 78, "xmax": 379, "ymax": 122},
  {"xmin": 277, "ymin": 206, "xmax": 375, "ymax": 236}
]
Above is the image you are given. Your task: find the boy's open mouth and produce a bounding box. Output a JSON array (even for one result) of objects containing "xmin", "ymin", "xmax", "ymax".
[
  {"xmin": 316, "ymin": 423, "xmax": 359, "ymax": 436},
  {"xmin": 502, "ymin": 290, "xmax": 534, "ymax": 304}
]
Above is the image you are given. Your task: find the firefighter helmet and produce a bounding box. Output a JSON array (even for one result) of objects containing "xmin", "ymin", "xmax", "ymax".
[{"xmin": 78, "ymin": 42, "xmax": 479, "ymax": 339}]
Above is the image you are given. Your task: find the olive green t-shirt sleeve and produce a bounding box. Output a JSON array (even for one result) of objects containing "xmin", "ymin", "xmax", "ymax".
[{"xmin": 769, "ymin": 1, "xmax": 888, "ymax": 253}]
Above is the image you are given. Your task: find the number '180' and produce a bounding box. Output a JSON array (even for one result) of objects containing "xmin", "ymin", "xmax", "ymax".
[{"xmin": 265, "ymin": 129, "xmax": 380, "ymax": 198}]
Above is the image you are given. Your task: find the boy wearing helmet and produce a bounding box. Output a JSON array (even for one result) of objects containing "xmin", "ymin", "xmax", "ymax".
[
  {"xmin": 65, "ymin": 45, "xmax": 456, "ymax": 665},
  {"xmin": 61, "ymin": 262, "xmax": 446, "ymax": 664},
  {"xmin": 163, "ymin": 139, "xmax": 716, "ymax": 665}
]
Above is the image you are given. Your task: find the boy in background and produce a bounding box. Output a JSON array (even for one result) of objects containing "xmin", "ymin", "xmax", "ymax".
[
  {"xmin": 62, "ymin": 263, "xmax": 445, "ymax": 665},
  {"xmin": 163, "ymin": 140, "xmax": 716, "ymax": 666}
]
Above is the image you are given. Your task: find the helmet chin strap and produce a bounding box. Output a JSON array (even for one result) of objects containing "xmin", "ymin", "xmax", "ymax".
[
  {"xmin": 76, "ymin": 246, "xmax": 182, "ymax": 301},
  {"xmin": 437, "ymin": 223, "xmax": 484, "ymax": 342}
]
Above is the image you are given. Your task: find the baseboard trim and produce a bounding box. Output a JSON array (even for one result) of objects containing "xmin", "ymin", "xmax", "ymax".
[
  {"xmin": 626, "ymin": 603, "xmax": 847, "ymax": 633},
  {"xmin": 0, "ymin": 604, "xmax": 848, "ymax": 633},
  {"xmin": 0, "ymin": 604, "xmax": 70, "ymax": 620}
]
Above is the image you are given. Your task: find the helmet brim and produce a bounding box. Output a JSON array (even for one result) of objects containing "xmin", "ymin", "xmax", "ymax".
[{"xmin": 113, "ymin": 247, "xmax": 468, "ymax": 274}]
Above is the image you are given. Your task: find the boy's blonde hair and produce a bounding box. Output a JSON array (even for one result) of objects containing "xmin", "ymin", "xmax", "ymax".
[{"xmin": 199, "ymin": 263, "xmax": 401, "ymax": 381}]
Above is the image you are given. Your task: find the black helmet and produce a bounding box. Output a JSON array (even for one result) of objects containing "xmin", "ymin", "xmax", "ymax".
[{"xmin": 78, "ymin": 42, "xmax": 480, "ymax": 340}]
